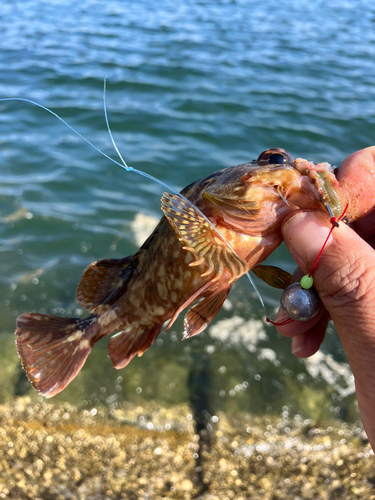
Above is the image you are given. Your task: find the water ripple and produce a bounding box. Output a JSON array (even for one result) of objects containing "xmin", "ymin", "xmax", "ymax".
[{"xmin": 0, "ymin": 0, "xmax": 374, "ymax": 410}]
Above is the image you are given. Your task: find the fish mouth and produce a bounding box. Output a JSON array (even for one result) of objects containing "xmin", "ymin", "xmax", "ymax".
[
  {"xmin": 202, "ymin": 163, "xmax": 298, "ymax": 220},
  {"xmin": 201, "ymin": 150, "xmax": 344, "ymax": 229},
  {"xmin": 254, "ymin": 150, "xmax": 344, "ymax": 219}
]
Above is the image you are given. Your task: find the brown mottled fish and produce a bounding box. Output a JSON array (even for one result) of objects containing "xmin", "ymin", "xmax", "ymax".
[{"xmin": 15, "ymin": 148, "xmax": 348, "ymax": 397}]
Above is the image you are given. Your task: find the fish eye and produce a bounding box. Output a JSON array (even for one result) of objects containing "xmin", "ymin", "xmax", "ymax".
[{"xmin": 256, "ymin": 148, "xmax": 294, "ymax": 166}]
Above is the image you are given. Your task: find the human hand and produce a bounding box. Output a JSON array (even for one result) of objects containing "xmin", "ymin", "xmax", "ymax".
[{"xmin": 275, "ymin": 146, "xmax": 375, "ymax": 448}]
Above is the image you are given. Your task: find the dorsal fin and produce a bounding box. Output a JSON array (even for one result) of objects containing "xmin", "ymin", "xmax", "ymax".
[
  {"xmin": 161, "ymin": 192, "xmax": 249, "ymax": 284},
  {"xmin": 77, "ymin": 256, "xmax": 137, "ymax": 312}
]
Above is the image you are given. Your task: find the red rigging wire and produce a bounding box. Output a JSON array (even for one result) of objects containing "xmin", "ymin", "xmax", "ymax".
[
  {"xmin": 267, "ymin": 203, "xmax": 349, "ymax": 327},
  {"xmin": 307, "ymin": 203, "xmax": 348, "ymax": 278}
]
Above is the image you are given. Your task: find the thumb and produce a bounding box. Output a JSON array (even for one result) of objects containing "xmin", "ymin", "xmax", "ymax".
[
  {"xmin": 282, "ymin": 210, "xmax": 375, "ymax": 391},
  {"xmin": 282, "ymin": 210, "xmax": 375, "ymax": 447}
]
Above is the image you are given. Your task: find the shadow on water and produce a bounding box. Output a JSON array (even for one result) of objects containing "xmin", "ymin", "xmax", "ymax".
[
  {"xmin": 13, "ymin": 364, "xmax": 30, "ymax": 397},
  {"xmin": 187, "ymin": 350, "xmax": 213, "ymax": 494}
]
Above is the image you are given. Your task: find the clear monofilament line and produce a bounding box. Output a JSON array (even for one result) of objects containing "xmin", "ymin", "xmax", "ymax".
[
  {"xmin": 0, "ymin": 97, "xmax": 128, "ymax": 171},
  {"xmin": 0, "ymin": 88, "xmax": 271, "ymax": 320},
  {"xmin": 101, "ymin": 77, "xmax": 270, "ymax": 317}
]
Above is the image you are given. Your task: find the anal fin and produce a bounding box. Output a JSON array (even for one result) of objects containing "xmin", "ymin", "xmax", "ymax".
[
  {"xmin": 165, "ymin": 281, "xmax": 213, "ymax": 332},
  {"xmin": 183, "ymin": 288, "xmax": 230, "ymax": 339},
  {"xmin": 108, "ymin": 324, "xmax": 162, "ymax": 370}
]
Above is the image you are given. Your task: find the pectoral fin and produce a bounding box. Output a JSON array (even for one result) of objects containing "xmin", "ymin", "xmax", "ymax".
[
  {"xmin": 251, "ymin": 265, "xmax": 293, "ymax": 290},
  {"xmin": 161, "ymin": 193, "xmax": 249, "ymax": 283},
  {"xmin": 202, "ymin": 191, "xmax": 259, "ymax": 218}
]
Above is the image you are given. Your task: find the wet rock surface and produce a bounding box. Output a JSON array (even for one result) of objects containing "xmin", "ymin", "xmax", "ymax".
[{"xmin": 0, "ymin": 397, "xmax": 374, "ymax": 499}]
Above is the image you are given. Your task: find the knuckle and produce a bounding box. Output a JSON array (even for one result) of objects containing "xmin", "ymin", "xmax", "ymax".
[{"xmin": 318, "ymin": 254, "xmax": 375, "ymax": 310}]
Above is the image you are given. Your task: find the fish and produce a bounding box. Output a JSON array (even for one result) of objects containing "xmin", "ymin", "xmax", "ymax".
[{"xmin": 15, "ymin": 148, "xmax": 348, "ymax": 397}]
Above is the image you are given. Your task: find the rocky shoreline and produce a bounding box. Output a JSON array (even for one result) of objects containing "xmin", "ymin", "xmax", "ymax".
[{"xmin": 0, "ymin": 397, "xmax": 373, "ymax": 499}]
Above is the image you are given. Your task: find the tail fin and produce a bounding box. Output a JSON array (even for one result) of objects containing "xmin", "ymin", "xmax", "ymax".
[
  {"xmin": 108, "ymin": 324, "xmax": 162, "ymax": 370},
  {"xmin": 15, "ymin": 313, "xmax": 94, "ymax": 398}
]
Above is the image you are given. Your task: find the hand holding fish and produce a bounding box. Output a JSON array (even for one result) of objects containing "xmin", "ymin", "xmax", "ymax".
[{"xmin": 275, "ymin": 146, "xmax": 375, "ymax": 449}]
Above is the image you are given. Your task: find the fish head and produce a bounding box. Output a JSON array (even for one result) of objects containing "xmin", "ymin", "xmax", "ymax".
[{"xmin": 201, "ymin": 148, "xmax": 344, "ymax": 235}]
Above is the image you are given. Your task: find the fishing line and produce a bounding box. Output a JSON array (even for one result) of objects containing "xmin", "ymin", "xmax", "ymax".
[
  {"xmin": 100, "ymin": 77, "xmax": 269, "ymax": 317},
  {"xmin": 0, "ymin": 84, "xmax": 277, "ymax": 322}
]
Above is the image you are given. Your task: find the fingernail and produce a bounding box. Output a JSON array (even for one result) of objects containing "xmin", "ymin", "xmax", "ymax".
[
  {"xmin": 282, "ymin": 212, "xmax": 332, "ymax": 268},
  {"xmin": 291, "ymin": 334, "xmax": 306, "ymax": 354}
]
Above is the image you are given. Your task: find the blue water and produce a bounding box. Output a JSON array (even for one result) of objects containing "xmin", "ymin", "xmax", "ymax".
[{"xmin": 0, "ymin": 0, "xmax": 374, "ymax": 419}]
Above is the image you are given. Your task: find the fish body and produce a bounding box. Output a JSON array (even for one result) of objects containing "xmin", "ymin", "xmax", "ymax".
[{"xmin": 15, "ymin": 149, "xmax": 347, "ymax": 397}]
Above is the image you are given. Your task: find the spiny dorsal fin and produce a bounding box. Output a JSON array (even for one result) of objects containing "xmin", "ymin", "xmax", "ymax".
[
  {"xmin": 161, "ymin": 192, "xmax": 249, "ymax": 284},
  {"xmin": 252, "ymin": 264, "xmax": 293, "ymax": 290},
  {"xmin": 77, "ymin": 256, "xmax": 137, "ymax": 312}
]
